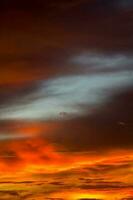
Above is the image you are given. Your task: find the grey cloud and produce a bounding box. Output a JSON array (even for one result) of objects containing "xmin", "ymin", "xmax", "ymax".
[
  {"xmin": 0, "ymin": 71, "xmax": 132, "ymax": 121},
  {"xmin": 71, "ymin": 52, "xmax": 133, "ymax": 71}
]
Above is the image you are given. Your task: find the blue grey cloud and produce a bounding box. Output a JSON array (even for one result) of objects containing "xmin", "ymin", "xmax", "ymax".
[{"xmin": 0, "ymin": 69, "xmax": 132, "ymax": 121}]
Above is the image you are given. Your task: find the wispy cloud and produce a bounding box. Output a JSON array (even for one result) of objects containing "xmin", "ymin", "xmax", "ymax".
[
  {"xmin": 71, "ymin": 52, "xmax": 133, "ymax": 70},
  {"xmin": 0, "ymin": 70, "xmax": 132, "ymax": 121}
]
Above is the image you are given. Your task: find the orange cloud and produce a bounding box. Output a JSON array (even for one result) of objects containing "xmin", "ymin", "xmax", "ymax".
[
  {"xmin": 0, "ymin": 138, "xmax": 133, "ymax": 199},
  {"xmin": 0, "ymin": 137, "xmax": 133, "ymax": 177}
]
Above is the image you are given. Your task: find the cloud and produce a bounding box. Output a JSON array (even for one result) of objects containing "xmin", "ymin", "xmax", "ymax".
[
  {"xmin": 117, "ymin": 0, "xmax": 133, "ymax": 9},
  {"xmin": 46, "ymin": 87, "xmax": 133, "ymax": 151},
  {"xmin": 78, "ymin": 183, "xmax": 133, "ymax": 190},
  {"xmin": 0, "ymin": 70, "xmax": 132, "ymax": 121},
  {"xmin": 78, "ymin": 199, "xmax": 103, "ymax": 200},
  {"xmin": 71, "ymin": 52, "xmax": 133, "ymax": 71},
  {"xmin": 0, "ymin": 1, "xmax": 132, "ymax": 199},
  {"xmin": 0, "ymin": 149, "xmax": 132, "ymax": 199},
  {"xmin": 0, "ymin": 133, "xmax": 30, "ymax": 141}
]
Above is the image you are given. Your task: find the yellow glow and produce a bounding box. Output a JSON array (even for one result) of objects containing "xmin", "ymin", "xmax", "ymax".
[
  {"xmin": 70, "ymin": 192, "xmax": 105, "ymax": 200},
  {"xmin": 51, "ymin": 191, "xmax": 106, "ymax": 200}
]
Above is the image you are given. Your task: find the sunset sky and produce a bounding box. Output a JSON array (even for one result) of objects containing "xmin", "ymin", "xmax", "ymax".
[{"xmin": 0, "ymin": 0, "xmax": 133, "ymax": 199}]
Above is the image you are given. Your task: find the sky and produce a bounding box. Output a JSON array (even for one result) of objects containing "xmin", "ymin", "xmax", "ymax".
[{"xmin": 0, "ymin": 0, "xmax": 133, "ymax": 199}]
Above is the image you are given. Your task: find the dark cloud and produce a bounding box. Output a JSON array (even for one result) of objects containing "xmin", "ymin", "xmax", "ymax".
[
  {"xmin": 78, "ymin": 199, "xmax": 103, "ymax": 200},
  {"xmin": 46, "ymin": 198, "xmax": 64, "ymax": 200},
  {"xmin": 83, "ymin": 163, "xmax": 132, "ymax": 174},
  {"xmin": 78, "ymin": 182, "xmax": 133, "ymax": 190},
  {"xmin": 47, "ymin": 87, "xmax": 133, "ymax": 151},
  {"xmin": 0, "ymin": 191, "xmax": 20, "ymax": 199},
  {"xmin": 49, "ymin": 181, "xmax": 65, "ymax": 186}
]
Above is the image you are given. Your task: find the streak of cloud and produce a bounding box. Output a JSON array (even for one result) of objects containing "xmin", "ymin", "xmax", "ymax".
[{"xmin": 0, "ymin": 71, "xmax": 132, "ymax": 121}]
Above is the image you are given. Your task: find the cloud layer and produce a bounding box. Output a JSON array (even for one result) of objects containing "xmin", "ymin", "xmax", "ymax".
[{"xmin": 0, "ymin": 0, "xmax": 133, "ymax": 200}]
